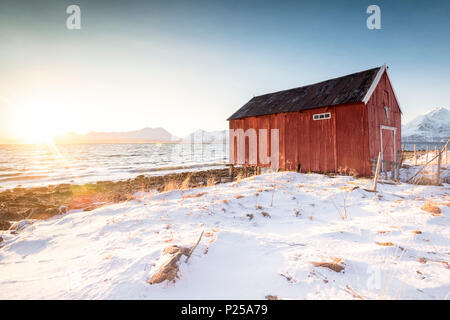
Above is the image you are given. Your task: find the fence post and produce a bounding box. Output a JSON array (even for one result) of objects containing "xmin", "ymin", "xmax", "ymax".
[
  {"xmin": 390, "ymin": 161, "xmax": 395, "ymax": 180},
  {"xmin": 395, "ymin": 149, "xmax": 401, "ymax": 182},
  {"xmin": 425, "ymin": 145, "xmax": 429, "ymax": 164},
  {"xmin": 414, "ymin": 144, "xmax": 417, "ymax": 166},
  {"xmin": 446, "ymin": 144, "xmax": 448, "ymax": 165},
  {"xmin": 436, "ymin": 151, "xmax": 441, "ymax": 185}
]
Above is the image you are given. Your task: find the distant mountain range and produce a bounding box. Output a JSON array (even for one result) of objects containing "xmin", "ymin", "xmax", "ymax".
[
  {"xmin": 402, "ymin": 107, "xmax": 450, "ymax": 142},
  {"xmin": 53, "ymin": 106, "xmax": 449, "ymax": 145},
  {"xmin": 54, "ymin": 127, "xmax": 177, "ymax": 143},
  {"xmin": 53, "ymin": 127, "xmax": 229, "ymax": 144},
  {"xmin": 182, "ymin": 129, "xmax": 228, "ymax": 144}
]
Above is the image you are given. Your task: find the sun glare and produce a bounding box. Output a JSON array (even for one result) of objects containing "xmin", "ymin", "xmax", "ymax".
[{"xmin": 10, "ymin": 94, "xmax": 68, "ymax": 144}]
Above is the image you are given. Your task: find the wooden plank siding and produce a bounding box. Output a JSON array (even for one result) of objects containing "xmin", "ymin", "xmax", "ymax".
[
  {"xmin": 334, "ymin": 103, "xmax": 370, "ymax": 176},
  {"xmin": 366, "ymin": 72, "xmax": 402, "ymax": 164},
  {"xmin": 228, "ymin": 69, "xmax": 400, "ymax": 177},
  {"xmin": 229, "ymin": 103, "xmax": 371, "ymax": 176}
]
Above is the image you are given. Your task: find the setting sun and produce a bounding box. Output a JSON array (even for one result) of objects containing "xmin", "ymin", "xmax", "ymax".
[
  {"xmin": 9, "ymin": 93, "xmax": 70, "ymax": 144},
  {"xmin": 0, "ymin": 0, "xmax": 449, "ymax": 303}
]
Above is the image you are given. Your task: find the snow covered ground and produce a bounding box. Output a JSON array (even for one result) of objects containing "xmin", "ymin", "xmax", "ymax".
[{"xmin": 0, "ymin": 172, "xmax": 449, "ymax": 299}]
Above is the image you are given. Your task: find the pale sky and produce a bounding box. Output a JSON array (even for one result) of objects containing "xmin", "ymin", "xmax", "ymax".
[{"xmin": 1, "ymin": 0, "xmax": 449, "ymax": 143}]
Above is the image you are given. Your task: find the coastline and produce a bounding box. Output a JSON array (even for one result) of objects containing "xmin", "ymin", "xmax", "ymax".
[
  {"xmin": 0, "ymin": 170, "xmax": 448, "ymax": 299},
  {"xmin": 1, "ymin": 148, "xmax": 447, "ymax": 231},
  {"xmin": 0, "ymin": 167, "xmax": 255, "ymax": 231}
]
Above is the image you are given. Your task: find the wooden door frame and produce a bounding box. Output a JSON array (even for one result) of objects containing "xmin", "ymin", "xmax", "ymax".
[{"xmin": 380, "ymin": 125, "xmax": 397, "ymax": 171}]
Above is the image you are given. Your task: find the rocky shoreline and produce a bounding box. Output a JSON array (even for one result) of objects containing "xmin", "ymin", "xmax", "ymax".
[
  {"xmin": 0, "ymin": 167, "xmax": 256, "ymax": 231},
  {"xmin": 1, "ymin": 149, "xmax": 440, "ymax": 232}
]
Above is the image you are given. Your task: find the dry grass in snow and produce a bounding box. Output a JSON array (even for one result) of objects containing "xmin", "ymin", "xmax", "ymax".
[
  {"xmin": 0, "ymin": 172, "xmax": 449, "ymax": 299},
  {"xmin": 421, "ymin": 201, "xmax": 442, "ymax": 215}
]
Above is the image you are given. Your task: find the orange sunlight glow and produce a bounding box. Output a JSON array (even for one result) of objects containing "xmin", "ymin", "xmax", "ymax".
[{"xmin": 10, "ymin": 93, "xmax": 69, "ymax": 144}]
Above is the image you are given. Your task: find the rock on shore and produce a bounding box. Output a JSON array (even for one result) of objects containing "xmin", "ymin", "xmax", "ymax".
[{"xmin": 0, "ymin": 167, "xmax": 255, "ymax": 230}]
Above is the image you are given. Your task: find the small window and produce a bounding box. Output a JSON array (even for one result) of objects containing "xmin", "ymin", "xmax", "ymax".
[
  {"xmin": 313, "ymin": 112, "xmax": 331, "ymax": 120},
  {"xmin": 384, "ymin": 106, "xmax": 389, "ymax": 123}
]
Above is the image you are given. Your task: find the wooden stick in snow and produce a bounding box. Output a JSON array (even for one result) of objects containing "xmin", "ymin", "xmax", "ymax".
[
  {"xmin": 372, "ymin": 152, "xmax": 381, "ymax": 191},
  {"xmin": 185, "ymin": 230, "xmax": 204, "ymax": 263},
  {"xmin": 345, "ymin": 285, "xmax": 366, "ymax": 300}
]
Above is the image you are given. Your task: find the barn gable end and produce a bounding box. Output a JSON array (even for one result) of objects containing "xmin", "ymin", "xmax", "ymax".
[{"xmin": 365, "ymin": 68, "xmax": 402, "ymax": 165}]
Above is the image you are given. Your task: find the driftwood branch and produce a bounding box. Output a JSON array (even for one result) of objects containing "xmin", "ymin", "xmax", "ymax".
[
  {"xmin": 345, "ymin": 285, "xmax": 366, "ymax": 300},
  {"xmin": 364, "ymin": 152, "xmax": 381, "ymax": 192},
  {"xmin": 185, "ymin": 230, "xmax": 204, "ymax": 263}
]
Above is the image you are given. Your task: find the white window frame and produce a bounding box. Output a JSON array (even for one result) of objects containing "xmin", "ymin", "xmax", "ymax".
[{"xmin": 313, "ymin": 112, "xmax": 331, "ymax": 120}]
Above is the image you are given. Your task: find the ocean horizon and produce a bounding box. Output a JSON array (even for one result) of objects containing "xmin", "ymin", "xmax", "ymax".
[{"xmin": 0, "ymin": 143, "xmax": 228, "ymax": 189}]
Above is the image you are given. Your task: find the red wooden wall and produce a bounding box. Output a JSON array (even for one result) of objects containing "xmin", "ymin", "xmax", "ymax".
[
  {"xmin": 229, "ymin": 71, "xmax": 401, "ymax": 177},
  {"xmin": 229, "ymin": 103, "xmax": 371, "ymax": 176},
  {"xmin": 366, "ymin": 72, "xmax": 402, "ymax": 164}
]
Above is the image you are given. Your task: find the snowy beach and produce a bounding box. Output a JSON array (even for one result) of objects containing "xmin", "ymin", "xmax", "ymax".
[{"xmin": 0, "ymin": 171, "xmax": 448, "ymax": 299}]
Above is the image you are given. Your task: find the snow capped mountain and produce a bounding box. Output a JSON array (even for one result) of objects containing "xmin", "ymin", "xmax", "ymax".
[
  {"xmin": 183, "ymin": 129, "xmax": 228, "ymax": 144},
  {"xmin": 402, "ymin": 107, "xmax": 450, "ymax": 142}
]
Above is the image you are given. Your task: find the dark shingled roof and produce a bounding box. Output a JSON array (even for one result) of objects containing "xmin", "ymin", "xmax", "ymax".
[{"xmin": 228, "ymin": 66, "xmax": 381, "ymax": 120}]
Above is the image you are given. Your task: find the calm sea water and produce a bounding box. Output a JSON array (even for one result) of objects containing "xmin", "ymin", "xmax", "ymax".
[
  {"xmin": 1, "ymin": 141, "xmax": 445, "ymax": 190},
  {"xmin": 0, "ymin": 143, "xmax": 228, "ymax": 189}
]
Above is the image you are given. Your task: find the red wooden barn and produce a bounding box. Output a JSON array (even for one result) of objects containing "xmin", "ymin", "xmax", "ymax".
[{"xmin": 227, "ymin": 65, "xmax": 402, "ymax": 176}]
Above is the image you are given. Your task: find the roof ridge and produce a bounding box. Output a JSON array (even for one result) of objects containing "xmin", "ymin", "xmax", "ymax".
[
  {"xmin": 253, "ymin": 66, "xmax": 382, "ymax": 99},
  {"xmin": 228, "ymin": 66, "xmax": 384, "ymax": 120},
  {"xmin": 362, "ymin": 64, "xmax": 386, "ymax": 104}
]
